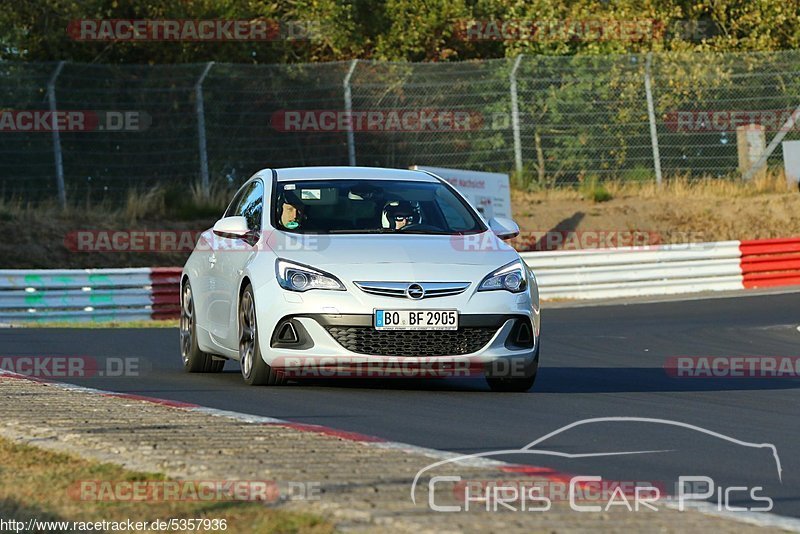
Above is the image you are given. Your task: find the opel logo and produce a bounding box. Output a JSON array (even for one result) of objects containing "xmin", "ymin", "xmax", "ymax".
[{"xmin": 406, "ymin": 283, "xmax": 425, "ymax": 300}]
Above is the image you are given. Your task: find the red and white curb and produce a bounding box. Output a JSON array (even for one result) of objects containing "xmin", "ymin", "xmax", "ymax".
[{"xmin": 1, "ymin": 370, "xmax": 799, "ymax": 531}]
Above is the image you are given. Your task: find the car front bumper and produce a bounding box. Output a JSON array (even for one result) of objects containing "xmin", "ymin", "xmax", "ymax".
[{"xmin": 253, "ymin": 276, "xmax": 540, "ymax": 374}]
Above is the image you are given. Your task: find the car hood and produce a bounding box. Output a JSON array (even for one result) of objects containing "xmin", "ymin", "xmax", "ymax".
[{"xmin": 265, "ymin": 231, "xmax": 520, "ymax": 268}]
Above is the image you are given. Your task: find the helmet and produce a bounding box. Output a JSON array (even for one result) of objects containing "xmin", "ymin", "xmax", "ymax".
[{"xmin": 382, "ymin": 201, "xmax": 417, "ymax": 230}]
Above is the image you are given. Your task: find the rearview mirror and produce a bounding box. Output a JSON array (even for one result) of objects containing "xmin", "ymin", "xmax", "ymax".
[
  {"xmin": 488, "ymin": 217, "xmax": 520, "ymax": 240},
  {"xmin": 212, "ymin": 216, "xmax": 249, "ymax": 239}
]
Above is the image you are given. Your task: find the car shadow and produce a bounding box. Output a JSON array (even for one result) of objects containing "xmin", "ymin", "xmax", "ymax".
[
  {"xmin": 525, "ymin": 211, "xmax": 585, "ymax": 251},
  {"xmin": 536, "ymin": 366, "xmax": 800, "ymax": 393},
  {"xmin": 277, "ymin": 366, "xmax": 800, "ymax": 393}
]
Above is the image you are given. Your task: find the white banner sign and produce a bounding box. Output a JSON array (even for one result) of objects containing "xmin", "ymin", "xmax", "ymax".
[
  {"xmin": 411, "ymin": 166, "xmax": 512, "ymax": 220},
  {"xmin": 783, "ymin": 140, "xmax": 800, "ymax": 185}
]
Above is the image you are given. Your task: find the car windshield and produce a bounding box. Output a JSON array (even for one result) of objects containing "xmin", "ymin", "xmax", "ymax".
[{"xmin": 272, "ymin": 179, "xmax": 486, "ymax": 235}]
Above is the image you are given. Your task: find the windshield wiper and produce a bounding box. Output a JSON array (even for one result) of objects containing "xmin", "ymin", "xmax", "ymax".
[
  {"xmin": 325, "ymin": 229, "xmax": 395, "ymax": 234},
  {"xmin": 396, "ymin": 229, "xmax": 451, "ymax": 235}
]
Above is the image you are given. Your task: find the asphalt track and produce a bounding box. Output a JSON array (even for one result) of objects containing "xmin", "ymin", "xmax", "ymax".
[{"xmin": 2, "ymin": 291, "xmax": 799, "ymax": 520}]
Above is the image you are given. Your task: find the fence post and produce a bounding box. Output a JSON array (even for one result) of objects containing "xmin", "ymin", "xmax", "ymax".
[
  {"xmin": 47, "ymin": 61, "xmax": 66, "ymax": 208},
  {"xmin": 742, "ymin": 102, "xmax": 800, "ymax": 182},
  {"xmin": 195, "ymin": 62, "xmax": 214, "ymax": 197},
  {"xmin": 343, "ymin": 59, "xmax": 359, "ymax": 166},
  {"xmin": 644, "ymin": 52, "xmax": 663, "ymax": 186},
  {"xmin": 510, "ymin": 55, "xmax": 524, "ymax": 177}
]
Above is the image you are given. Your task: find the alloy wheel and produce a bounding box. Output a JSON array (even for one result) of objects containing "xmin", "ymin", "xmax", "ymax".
[{"xmin": 239, "ymin": 291, "xmax": 256, "ymax": 378}]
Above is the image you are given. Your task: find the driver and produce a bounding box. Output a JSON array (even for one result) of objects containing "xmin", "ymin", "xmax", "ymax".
[
  {"xmin": 278, "ymin": 194, "xmax": 304, "ymax": 230},
  {"xmin": 382, "ymin": 200, "xmax": 417, "ymax": 230}
]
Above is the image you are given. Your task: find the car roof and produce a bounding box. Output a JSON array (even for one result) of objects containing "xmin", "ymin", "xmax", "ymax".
[{"xmin": 272, "ymin": 166, "xmax": 439, "ymax": 182}]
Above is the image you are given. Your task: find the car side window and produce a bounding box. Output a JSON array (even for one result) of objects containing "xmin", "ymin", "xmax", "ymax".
[
  {"xmin": 224, "ymin": 188, "xmax": 246, "ymax": 218},
  {"xmin": 235, "ymin": 181, "xmax": 264, "ymax": 232}
]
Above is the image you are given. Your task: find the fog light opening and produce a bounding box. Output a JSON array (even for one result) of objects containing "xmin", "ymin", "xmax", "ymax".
[
  {"xmin": 515, "ymin": 321, "xmax": 532, "ymax": 345},
  {"xmin": 277, "ymin": 322, "xmax": 299, "ymax": 343}
]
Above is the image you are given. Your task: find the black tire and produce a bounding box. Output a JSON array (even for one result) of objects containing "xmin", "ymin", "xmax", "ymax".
[
  {"xmin": 239, "ymin": 284, "xmax": 285, "ymax": 386},
  {"xmin": 180, "ymin": 280, "xmax": 225, "ymax": 373},
  {"xmin": 485, "ymin": 344, "xmax": 539, "ymax": 393}
]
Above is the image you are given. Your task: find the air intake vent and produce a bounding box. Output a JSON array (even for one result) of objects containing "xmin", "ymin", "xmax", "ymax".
[{"xmin": 325, "ymin": 326, "xmax": 497, "ymax": 356}]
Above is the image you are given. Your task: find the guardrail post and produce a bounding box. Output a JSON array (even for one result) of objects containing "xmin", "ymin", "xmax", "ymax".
[
  {"xmin": 47, "ymin": 61, "xmax": 67, "ymax": 208},
  {"xmin": 195, "ymin": 62, "xmax": 214, "ymax": 198},
  {"xmin": 343, "ymin": 59, "xmax": 359, "ymax": 166},
  {"xmin": 644, "ymin": 53, "xmax": 663, "ymax": 186},
  {"xmin": 510, "ymin": 55, "xmax": 524, "ymax": 177}
]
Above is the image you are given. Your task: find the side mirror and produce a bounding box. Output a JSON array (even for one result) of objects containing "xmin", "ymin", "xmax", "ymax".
[
  {"xmin": 489, "ymin": 217, "xmax": 520, "ymax": 240},
  {"xmin": 212, "ymin": 216, "xmax": 250, "ymax": 239}
]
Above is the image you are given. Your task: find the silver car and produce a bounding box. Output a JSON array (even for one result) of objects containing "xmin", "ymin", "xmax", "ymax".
[{"xmin": 180, "ymin": 166, "xmax": 540, "ymax": 391}]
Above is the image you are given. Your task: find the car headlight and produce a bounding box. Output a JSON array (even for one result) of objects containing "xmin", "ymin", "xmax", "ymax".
[
  {"xmin": 478, "ymin": 260, "xmax": 528, "ymax": 293},
  {"xmin": 276, "ymin": 259, "xmax": 345, "ymax": 292}
]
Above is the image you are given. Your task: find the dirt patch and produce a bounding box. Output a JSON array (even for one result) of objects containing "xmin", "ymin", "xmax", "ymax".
[
  {"xmin": 0, "ymin": 212, "xmax": 215, "ymax": 269},
  {"xmin": 511, "ymin": 191, "xmax": 800, "ymax": 248}
]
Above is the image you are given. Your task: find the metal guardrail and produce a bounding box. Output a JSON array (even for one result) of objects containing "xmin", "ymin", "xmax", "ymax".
[
  {"xmin": 1, "ymin": 237, "xmax": 798, "ymax": 322},
  {"xmin": 0, "ymin": 268, "xmax": 180, "ymax": 323},
  {"xmin": 521, "ymin": 241, "xmax": 743, "ymax": 299},
  {"xmin": 522, "ymin": 237, "xmax": 800, "ymax": 300},
  {"xmin": 740, "ymin": 237, "xmax": 800, "ymax": 288}
]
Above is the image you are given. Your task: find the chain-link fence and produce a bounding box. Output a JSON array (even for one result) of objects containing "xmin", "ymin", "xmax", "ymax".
[{"xmin": 1, "ymin": 50, "xmax": 798, "ymax": 204}]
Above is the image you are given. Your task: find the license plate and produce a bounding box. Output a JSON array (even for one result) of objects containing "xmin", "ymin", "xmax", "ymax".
[{"xmin": 374, "ymin": 309, "xmax": 458, "ymax": 331}]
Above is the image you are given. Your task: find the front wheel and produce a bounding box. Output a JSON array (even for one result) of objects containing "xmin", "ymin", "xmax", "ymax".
[
  {"xmin": 485, "ymin": 373, "xmax": 537, "ymax": 393},
  {"xmin": 485, "ymin": 345, "xmax": 539, "ymax": 392},
  {"xmin": 180, "ymin": 280, "xmax": 224, "ymax": 373},
  {"xmin": 239, "ymin": 284, "xmax": 285, "ymax": 386}
]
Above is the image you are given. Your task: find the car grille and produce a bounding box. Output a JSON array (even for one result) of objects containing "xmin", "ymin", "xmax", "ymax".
[
  {"xmin": 354, "ymin": 281, "xmax": 471, "ymax": 299},
  {"xmin": 324, "ymin": 326, "xmax": 498, "ymax": 356}
]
